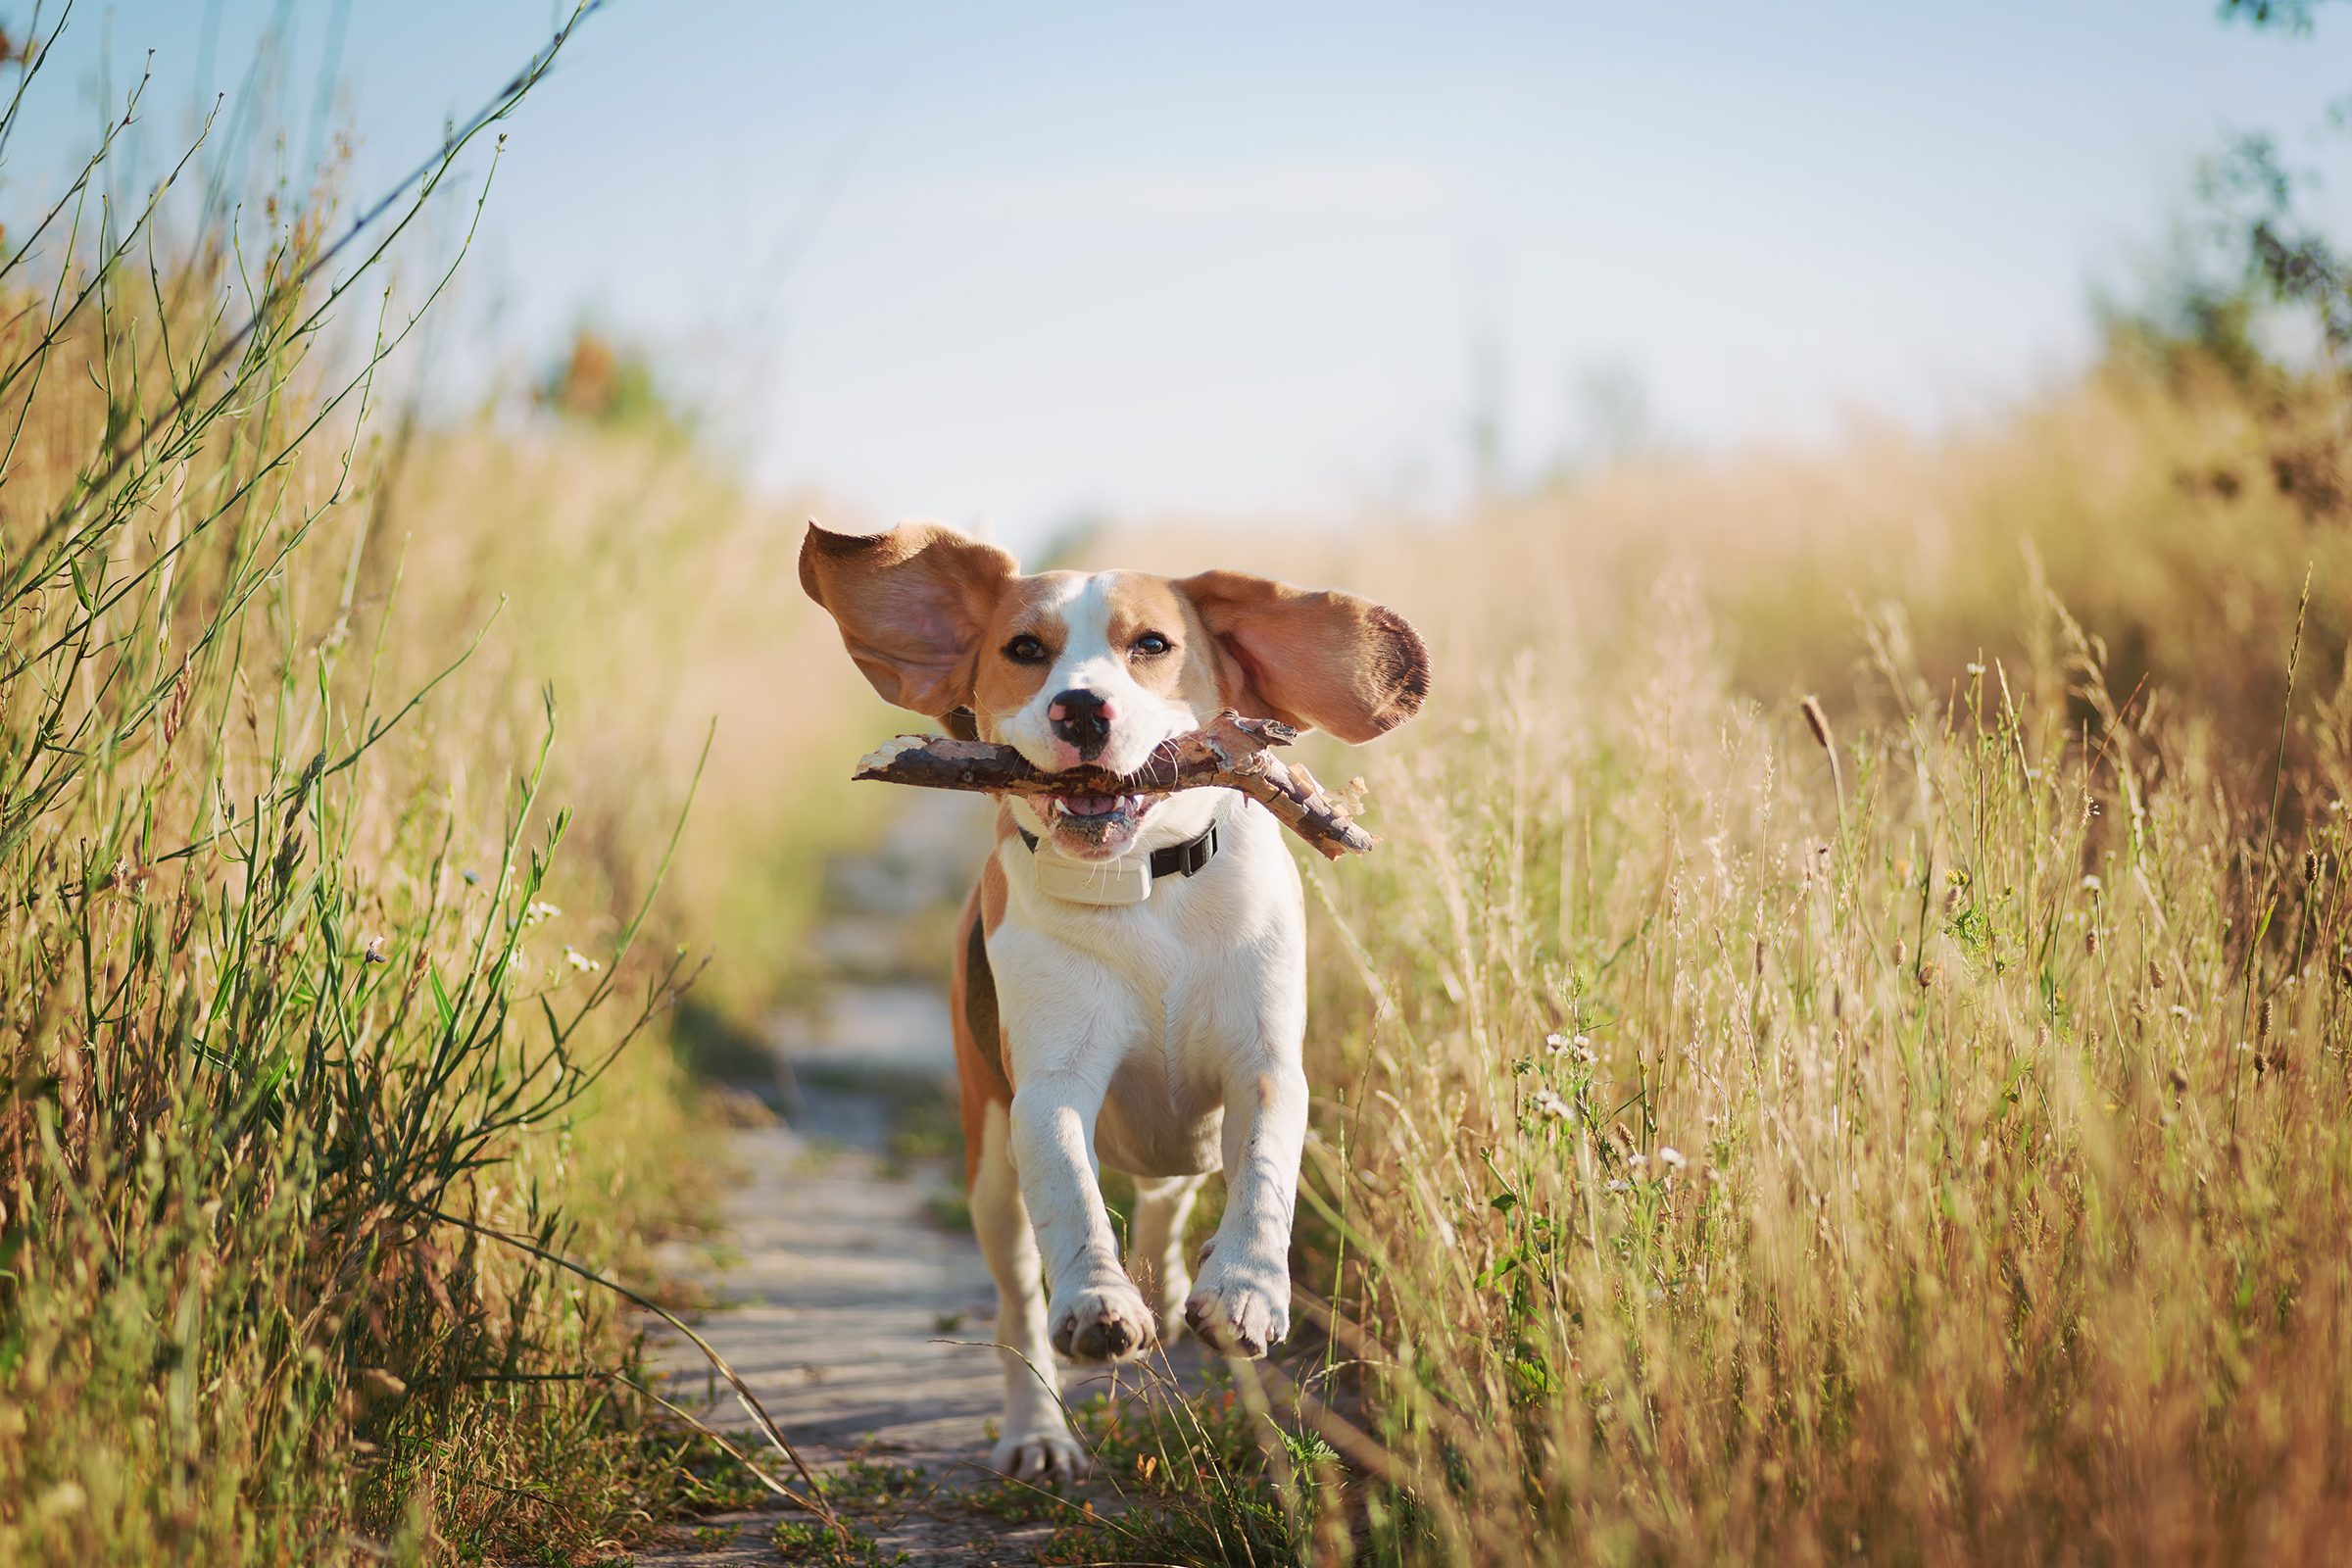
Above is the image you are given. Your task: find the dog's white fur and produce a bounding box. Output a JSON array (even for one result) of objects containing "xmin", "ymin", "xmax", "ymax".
[
  {"xmin": 798, "ymin": 522, "xmax": 1425, "ymax": 1481},
  {"xmin": 986, "ymin": 799, "xmax": 1306, "ymax": 1474}
]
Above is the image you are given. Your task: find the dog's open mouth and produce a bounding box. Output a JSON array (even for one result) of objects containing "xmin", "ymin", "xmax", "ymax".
[{"xmin": 1044, "ymin": 792, "xmax": 1156, "ymax": 858}]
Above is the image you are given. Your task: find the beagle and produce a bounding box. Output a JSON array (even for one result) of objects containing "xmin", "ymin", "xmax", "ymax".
[{"xmin": 799, "ymin": 521, "xmax": 1429, "ymax": 1480}]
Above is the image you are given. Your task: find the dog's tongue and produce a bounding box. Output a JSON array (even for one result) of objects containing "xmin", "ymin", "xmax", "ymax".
[{"xmin": 1062, "ymin": 795, "xmax": 1119, "ymax": 817}]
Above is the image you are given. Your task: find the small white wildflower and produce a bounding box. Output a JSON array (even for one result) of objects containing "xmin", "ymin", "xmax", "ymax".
[
  {"xmin": 1966, "ymin": 662, "xmax": 1986, "ymax": 676},
  {"xmin": 35, "ymin": 1481, "xmax": 86, "ymax": 1519},
  {"xmin": 1544, "ymin": 1032, "xmax": 1568, "ymax": 1051},
  {"xmin": 1627, "ymin": 1152, "xmax": 1649, "ymax": 1171},
  {"xmin": 363, "ymin": 936, "xmax": 388, "ymax": 964},
  {"xmin": 1606, "ymin": 1179, "xmax": 1630, "ymax": 1193},
  {"xmin": 2169, "ymin": 1004, "xmax": 2191, "ymax": 1021},
  {"xmin": 1531, "ymin": 1088, "xmax": 1574, "ymax": 1120},
  {"xmin": 564, "ymin": 946, "xmax": 601, "ymax": 974},
  {"xmin": 524, "ymin": 900, "xmax": 562, "ymax": 925},
  {"xmin": 1574, "ymin": 1037, "xmax": 1597, "ymax": 1064},
  {"xmin": 1657, "ymin": 1146, "xmax": 1686, "ymax": 1170},
  {"xmin": 2080, "ymin": 874, "xmax": 2101, "ymax": 893}
]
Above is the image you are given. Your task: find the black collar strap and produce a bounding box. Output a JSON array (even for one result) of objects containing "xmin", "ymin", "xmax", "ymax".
[{"xmin": 1017, "ymin": 820, "xmax": 1220, "ymax": 882}]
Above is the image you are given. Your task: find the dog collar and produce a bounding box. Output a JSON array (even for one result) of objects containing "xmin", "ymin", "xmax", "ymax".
[{"xmin": 1015, "ymin": 819, "xmax": 1220, "ymax": 906}]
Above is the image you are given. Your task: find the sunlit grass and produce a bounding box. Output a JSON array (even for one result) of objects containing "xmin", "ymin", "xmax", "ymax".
[
  {"xmin": 8, "ymin": 3, "xmax": 2351, "ymax": 1562},
  {"xmin": 1083, "ymin": 351, "xmax": 2352, "ymax": 1565},
  {"xmin": 0, "ymin": 8, "xmax": 853, "ymax": 1561}
]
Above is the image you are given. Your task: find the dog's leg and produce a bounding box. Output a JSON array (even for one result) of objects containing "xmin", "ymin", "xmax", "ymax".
[
  {"xmin": 971, "ymin": 1101, "xmax": 1088, "ymax": 1480},
  {"xmin": 991, "ymin": 938, "xmax": 1160, "ymax": 1367},
  {"xmin": 1185, "ymin": 1060, "xmax": 1309, "ymax": 1358},
  {"xmin": 1127, "ymin": 1174, "xmax": 1204, "ymax": 1343},
  {"xmin": 1004, "ymin": 1080, "xmax": 1155, "ymax": 1367},
  {"xmin": 1005, "ymin": 1070, "xmax": 1160, "ymax": 1364}
]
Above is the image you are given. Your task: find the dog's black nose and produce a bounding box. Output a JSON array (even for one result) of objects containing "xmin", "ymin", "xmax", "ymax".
[{"xmin": 1048, "ymin": 689, "xmax": 1115, "ymax": 760}]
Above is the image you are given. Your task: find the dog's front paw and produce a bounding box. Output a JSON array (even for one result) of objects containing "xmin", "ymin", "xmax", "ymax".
[
  {"xmin": 1051, "ymin": 1279, "xmax": 1158, "ymax": 1363},
  {"xmin": 991, "ymin": 1426, "xmax": 1092, "ymax": 1482},
  {"xmin": 1184, "ymin": 1254, "xmax": 1290, "ymax": 1358}
]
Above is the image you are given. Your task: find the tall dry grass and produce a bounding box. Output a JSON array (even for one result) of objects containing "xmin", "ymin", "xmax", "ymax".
[
  {"xmin": 366, "ymin": 420, "xmax": 880, "ymax": 1022},
  {"xmin": 11, "ymin": 6, "xmax": 2348, "ymax": 1561},
  {"xmin": 0, "ymin": 10, "xmax": 858, "ymax": 1562},
  {"xmin": 1064, "ymin": 354, "xmax": 2352, "ymax": 1565}
]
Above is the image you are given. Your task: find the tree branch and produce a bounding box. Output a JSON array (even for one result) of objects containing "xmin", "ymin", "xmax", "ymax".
[{"xmin": 853, "ymin": 710, "xmax": 1379, "ymax": 859}]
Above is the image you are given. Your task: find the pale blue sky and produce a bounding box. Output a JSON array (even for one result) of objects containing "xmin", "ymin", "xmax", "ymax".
[{"xmin": 11, "ymin": 2, "xmax": 2352, "ymax": 546}]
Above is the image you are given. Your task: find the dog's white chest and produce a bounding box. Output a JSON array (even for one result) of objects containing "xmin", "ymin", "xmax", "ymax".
[{"xmin": 988, "ymin": 800, "xmax": 1307, "ymax": 1177}]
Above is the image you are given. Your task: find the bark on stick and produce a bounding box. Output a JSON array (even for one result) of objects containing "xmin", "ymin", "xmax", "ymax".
[{"xmin": 851, "ymin": 710, "xmax": 1378, "ymax": 859}]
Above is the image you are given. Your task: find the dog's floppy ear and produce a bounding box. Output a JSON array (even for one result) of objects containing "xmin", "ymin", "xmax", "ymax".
[
  {"xmin": 1176, "ymin": 570, "xmax": 1430, "ymax": 743},
  {"xmin": 800, "ymin": 520, "xmax": 1018, "ymax": 718}
]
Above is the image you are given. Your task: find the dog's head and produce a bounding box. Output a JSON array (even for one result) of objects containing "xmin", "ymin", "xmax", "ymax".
[{"xmin": 800, "ymin": 520, "xmax": 1430, "ymax": 860}]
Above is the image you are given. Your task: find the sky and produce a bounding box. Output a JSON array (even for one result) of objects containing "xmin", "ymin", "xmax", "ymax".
[{"xmin": 10, "ymin": 2, "xmax": 2352, "ymax": 549}]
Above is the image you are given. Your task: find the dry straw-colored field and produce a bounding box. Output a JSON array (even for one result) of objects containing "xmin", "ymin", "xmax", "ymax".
[
  {"xmin": 0, "ymin": 19, "xmax": 866, "ymax": 1558},
  {"xmin": 1058, "ymin": 356, "xmax": 2352, "ymax": 1566},
  {"xmin": 5, "ymin": 8, "xmax": 2352, "ymax": 1564}
]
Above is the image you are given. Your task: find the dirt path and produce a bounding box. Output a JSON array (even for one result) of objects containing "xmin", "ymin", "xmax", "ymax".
[{"xmin": 632, "ymin": 800, "xmax": 1186, "ymax": 1565}]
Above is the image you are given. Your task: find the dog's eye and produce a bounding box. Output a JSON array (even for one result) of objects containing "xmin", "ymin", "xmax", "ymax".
[
  {"xmin": 1132, "ymin": 632, "xmax": 1172, "ymax": 658},
  {"xmin": 1004, "ymin": 634, "xmax": 1049, "ymax": 664}
]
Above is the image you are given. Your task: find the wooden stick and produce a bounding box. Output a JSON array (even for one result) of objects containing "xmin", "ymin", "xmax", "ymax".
[{"xmin": 852, "ymin": 710, "xmax": 1378, "ymax": 859}]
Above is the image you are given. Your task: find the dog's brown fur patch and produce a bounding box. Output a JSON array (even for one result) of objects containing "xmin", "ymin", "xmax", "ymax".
[
  {"xmin": 951, "ymin": 878, "xmax": 1014, "ymax": 1188},
  {"xmin": 1176, "ymin": 568, "xmax": 1432, "ymax": 742}
]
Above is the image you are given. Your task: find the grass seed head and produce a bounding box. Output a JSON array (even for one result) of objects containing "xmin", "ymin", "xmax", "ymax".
[
  {"xmin": 357, "ymin": 1368, "xmax": 409, "ymax": 1409},
  {"xmin": 1800, "ymin": 695, "xmax": 1834, "ymax": 754}
]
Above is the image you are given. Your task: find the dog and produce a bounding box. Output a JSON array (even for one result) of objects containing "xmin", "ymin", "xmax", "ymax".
[{"xmin": 799, "ymin": 520, "xmax": 1429, "ymax": 1479}]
